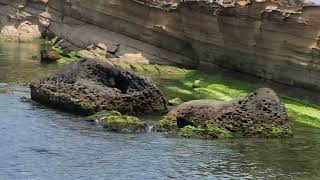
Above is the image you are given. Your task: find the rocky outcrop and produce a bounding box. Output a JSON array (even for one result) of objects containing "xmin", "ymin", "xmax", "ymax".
[
  {"xmin": 156, "ymin": 88, "xmax": 292, "ymax": 138},
  {"xmin": 30, "ymin": 58, "xmax": 168, "ymax": 115},
  {"xmin": 0, "ymin": 0, "xmax": 46, "ymax": 41},
  {"xmin": 40, "ymin": 50, "xmax": 60, "ymax": 62},
  {"xmin": 1, "ymin": 0, "xmax": 320, "ymax": 91}
]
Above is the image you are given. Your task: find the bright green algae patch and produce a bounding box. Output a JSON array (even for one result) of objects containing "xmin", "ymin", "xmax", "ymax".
[
  {"xmin": 43, "ymin": 38, "xmax": 81, "ymax": 65},
  {"xmin": 178, "ymin": 125, "xmax": 233, "ymax": 139},
  {"xmin": 51, "ymin": 46, "xmax": 81, "ymax": 65},
  {"xmin": 241, "ymin": 124, "xmax": 293, "ymax": 138},
  {"xmin": 154, "ymin": 117, "xmax": 292, "ymax": 139},
  {"xmin": 88, "ymin": 111, "xmax": 147, "ymax": 133},
  {"xmin": 153, "ymin": 116, "xmax": 177, "ymax": 132},
  {"xmin": 168, "ymin": 98, "xmax": 184, "ymax": 106},
  {"xmin": 87, "ymin": 110, "xmax": 122, "ymax": 120}
]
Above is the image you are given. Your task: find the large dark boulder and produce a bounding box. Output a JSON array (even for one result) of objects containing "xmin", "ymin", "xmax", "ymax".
[
  {"xmin": 156, "ymin": 88, "xmax": 292, "ymax": 138},
  {"xmin": 30, "ymin": 58, "xmax": 168, "ymax": 115}
]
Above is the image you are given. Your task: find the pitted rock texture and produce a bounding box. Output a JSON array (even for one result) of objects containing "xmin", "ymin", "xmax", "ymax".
[
  {"xmin": 40, "ymin": 50, "xmax": 60, "ymax": 62},
  {"xmin": 30, "ymin": 58, "xmax": 168, "ymax": 115},
  {"xmin": 167, "ymin": 88, "xmax": 290, "ymax": 135}
]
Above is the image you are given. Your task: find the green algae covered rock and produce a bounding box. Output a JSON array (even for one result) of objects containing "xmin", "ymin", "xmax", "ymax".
[
  {"xmin": 243, "ymin": 124, "xmax": 293, "ymax": 138},
  {"xmin": 168, "ymin": 98, "xmax": 184, "ymax": 106},
  {"xmin": 88, "ymin": 111, "xmax": 147, "ymax": 133},
  {"xmin": 191, "ymin": 80, "xmax": 202, "ymax": 89},
  {"xmin": 179, "ymin": 124, "xmax": 233, "ymax": 139},
  {"xmin": 87, "ymin": 110, "xmax": 122, "ymax": 121},
  {"xmin": 153, "ymin": 116, "xmax": 177, "ymax": 133},
  {"xmin": 155, "ymin": 88, "xmax": 293, "ymax": 139}
]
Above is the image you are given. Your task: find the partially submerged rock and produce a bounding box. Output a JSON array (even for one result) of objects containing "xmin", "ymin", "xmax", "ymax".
[
  {"xmin": 153, "ymin": 116, "xmax": 177, "ymax": 133},
  {"xmin": 168, "ymin": 98, "xmax": 184, "ymax": 106},
  {"xmin": 20, "ymin": 96, "xmax": 31, "ymax": 103},
  {"xmin": 178, "ymin": 124, "xmax": 233, "ymax": 139},
  {"xmin": 156, "ymin": 88, "xmax": 292, "ymax": 138},
  {"xmin": 30, "ymin": 58, "xmax": 168, "ymax": 115},
  {"xmin": 88, "ymin": 111, "xmax": 147, "ymax": 133},
  {"xmin": 40, "ymin": 50, "xmax": 60, "ymax": 62}
]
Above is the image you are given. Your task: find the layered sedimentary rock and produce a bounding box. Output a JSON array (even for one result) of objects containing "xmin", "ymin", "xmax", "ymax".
[
  {"xmin": 30, "ymin": 58, "xmax": 168, "ymax": 115},
  {"xmin": 1, "ymin": 0, "xmax": 320, "ymax": 91}
]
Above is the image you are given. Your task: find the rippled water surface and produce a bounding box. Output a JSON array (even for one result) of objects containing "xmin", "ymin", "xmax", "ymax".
[{"xmin": 1, "ymin": 42, "xmax": 320, "ymax": 179}]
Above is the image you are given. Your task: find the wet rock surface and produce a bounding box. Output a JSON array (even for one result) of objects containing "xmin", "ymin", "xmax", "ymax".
[
  {"xmin": 40, "ymin": 50, "xmax": 60, "ymax": 62},
  {"xmin": 161, "ymin": 88, "xmax": 292, "ymax": 138},
  {"xmin": 30, "ymin": 58, "xmax": 168, "ymax": 115},
  {"xmin": 88, "ymin": 111, "xmax": 147, "ymax": 133}
]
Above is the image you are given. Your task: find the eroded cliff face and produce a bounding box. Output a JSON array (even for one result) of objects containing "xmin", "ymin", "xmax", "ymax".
[{"xmin": 0, "ymin": 0, "xmax": 320, "ymax": 91}]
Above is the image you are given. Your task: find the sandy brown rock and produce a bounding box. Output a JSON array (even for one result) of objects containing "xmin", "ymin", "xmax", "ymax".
[
  {"xmin": 30, "ymin": 58, "xmax": 168, "ymax": 115},
  {"xmin": 1, "ymin": 0, "xmax": 320, "ymax": 91},
  {"xmin": 38, "ymin": 12, "xmax": 51, "ymax": 27}
]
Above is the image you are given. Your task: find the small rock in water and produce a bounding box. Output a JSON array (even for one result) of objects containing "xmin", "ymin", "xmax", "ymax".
[
  {"xmin": 40, "ymin": 50, "xmax": 60, "ymax": 63},
  {"xmin": 88, "ymin": 111, "xmax": 147, "ymax": 133},
  {"xmin": 20, "ymin": 96, "xmax": 31, "ymax": 103},
  {"xmin": 168, "ymin": 98, "xmax": 184, "ymax": 106}
]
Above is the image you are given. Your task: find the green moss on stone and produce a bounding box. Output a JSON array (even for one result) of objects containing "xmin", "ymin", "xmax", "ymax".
[
  {"xmin": 178, "ymin": 125, "xmax": 204, "ymax": 139},
  {"xmin": 49, "ymin": 46, "xmax": 81, "ymax": 65},
  {"xmin": 206, "ymin": 124, "xmax": 233, "ymax": 138},
  {"xmin": 168, "ymin": 98, "xmax": 184, "ymax": 106},
  {"xmin": 87, "ymin": 110, "xmax": 121, "ymax": 121},
  {"xmin": 88, "ymin": 111, "xmax": 147, "ymax": 133},
  {"xmin": 191, "ymin": 80, "xmax": 202, "ymax": 88},
  {"xmin": 49, "ymin": 91, "xmax": 96, "ymax": 114},
  {"xmin": 178, "ymin": 124, "xmax": 233, "ymax": 139},
  {"xmin": 269, "ymin": 125, "xmax": 293, "ymax": 137},
  {"xmin": 244, "ymin": 124, "xmax": 293, "ymax": 138},
  {"xmin": 154, "ymin": 116, "xmax": 177, "ymax": 132},
  {"xmin": 41, "ymin": 42, "xmax": 81, "ymax": 65}
]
